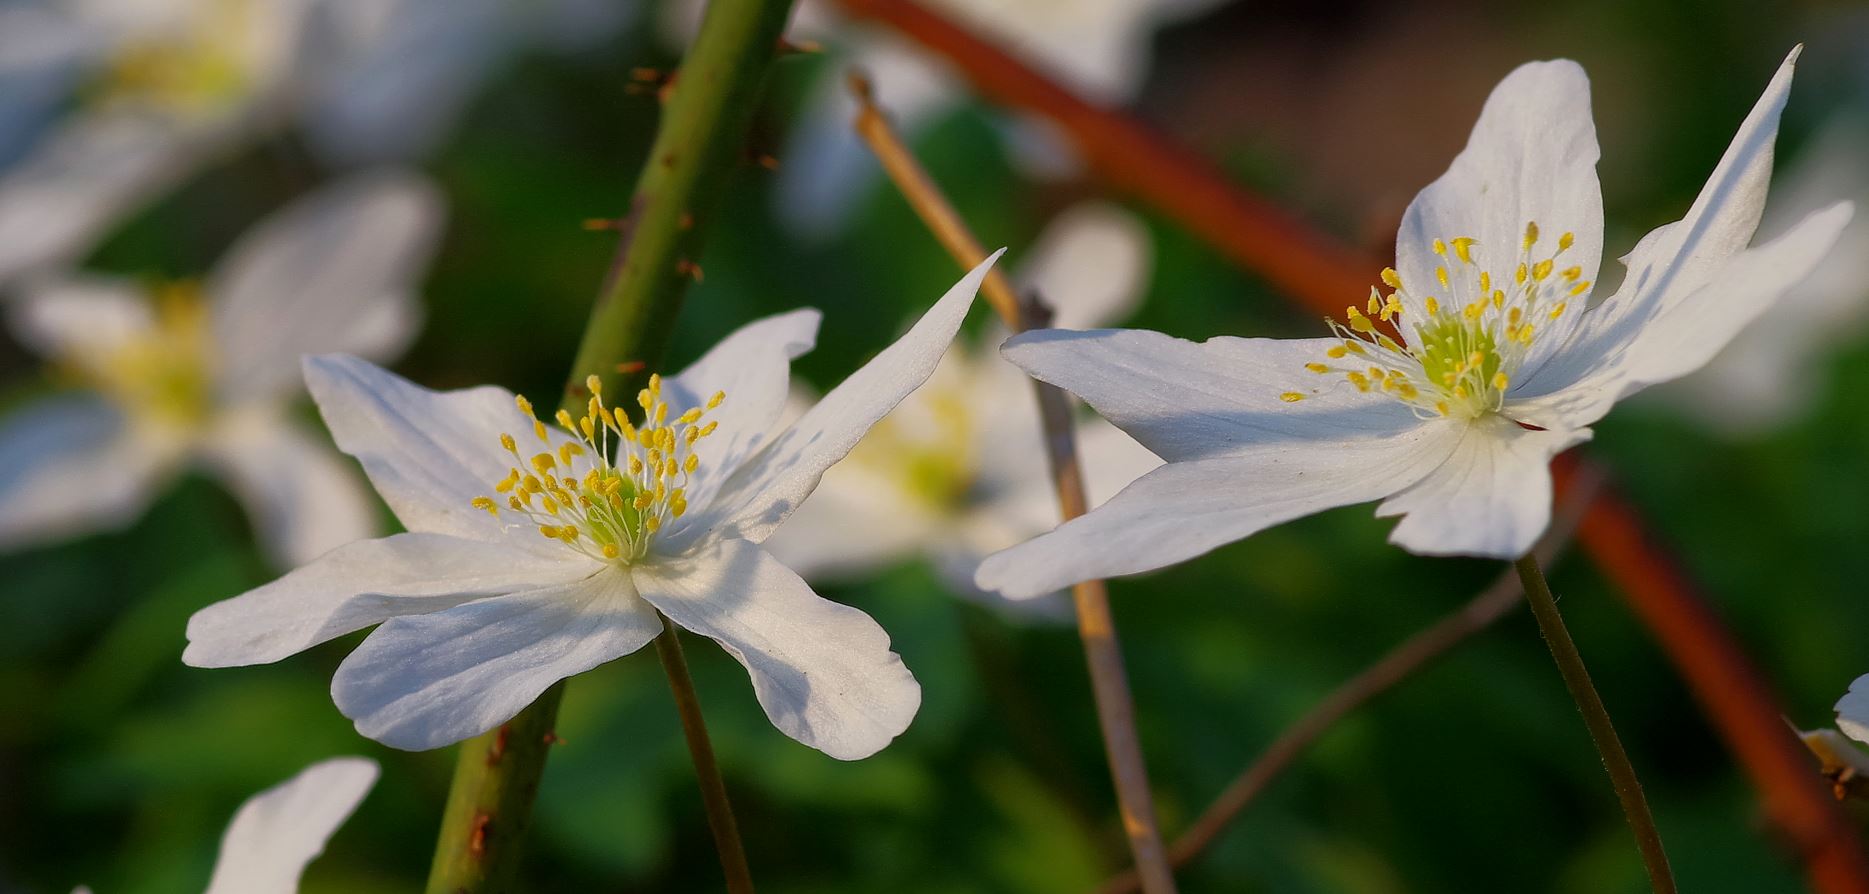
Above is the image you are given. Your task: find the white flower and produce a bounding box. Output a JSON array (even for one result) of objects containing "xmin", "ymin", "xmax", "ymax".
[
  {"xmin": 661, "ymin": 0, "xmax": 1223, "ymax": 238},
  {"xmin": 182, "ymin": 254, "xmax": 999, "ymax": 759},
  {"xmin": 765, "ymin": 204, "xmax": 1160, "ymax": 618},
  {"xmin": 1837, "ymin": 675, "xmax": 1869, "ymax": 745},
  {"xmin": 74, "ymin": 756, "xmax": 377, "ymax": 894},
  {"xmin": 0, "ymin": 0, "xmax": 624, "ymax": 285},
  {"xmin": 0, "ymin": 170, "xmax": 441, "ymax": 565},
  {"xmin": 1659, "ymin": 113, "xmax": 1869, "ymax": 434},
  {"xmin": 0, "ymin": 0, "xmax": 319, "ymax": 285},
  {"xmin": 975, "ymin": 50, "xmax": 1854, "ymax": 601}
]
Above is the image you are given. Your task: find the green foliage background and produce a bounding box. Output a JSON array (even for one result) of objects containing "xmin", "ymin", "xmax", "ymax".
[{"xmin": 4, "ymin": 1, "xmax": 1869, "ymax": 891}]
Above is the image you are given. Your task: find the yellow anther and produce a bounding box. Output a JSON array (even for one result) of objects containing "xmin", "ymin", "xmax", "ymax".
[
  {"xmin": 638, "ymin": 389, "xmax": 653, "ymax": 410},
  {"xmin": 532, "ymin": 419, "xmax": 548, "ymax": 441},
  {"xmin": 1344, "ymin": 341, "xmax": 1367, "ymax": 356},
  {"xmin": 1561, "ymin": 266, "xmax": 1582, "ymax": 281},
  {"xmin": 1549, "ymin": 303, "xmax": 1567, "ymax": 320},
  {"xmin": 1558, "ymin": 232, "xmax": 1574, "ymax": 252},
  {"xmin": 538, "ymin": 525, "xmax": 558, "ymax": 539},
  {"xmin": 634, "ymin": 493, "xmax": 655, "ymax": 510},
  {"xmin": 541, "ymin": 496, "xmax": 559, "ymax": 515},
  {"xmin": 1326, "ymin": 345, "xmax": 1348, "ymax": 359},
  {"xmin": 1305, "ymin": 363, "xmax": 1331, "ymax": 373},
  {"xmin": 1279, "ymin": 392, "xmax": 1306, "ymax": 403},
  {"xmin": 532, "ymin": 453, "xmax": 556, "ymax": 472},
  {"xmin": 515, "ymin": 395, "xmax": 533, "ymax": 415},
  {"xmin": 697, "ymin": 420, "xmax": 718, "ymax": 437},
  {"xmin": 1463, "ymin": 303, "xmax": 1483, "ymax": 320},
  {"xmin": 628, "ymin": 456, "xmax": 644, "ymax": 475},
  {"xmin": 1436, "ymin": 266, "xmax": 1449, "ymax": 288},
  {"xmin": 1467, "ymin": 352, "xmax": 1485, "ymax": 368},
  {"xmin": 1509, "ymin": 308, "xmax": 1523, "ymax": 325},
  {"xmin": 648, "ymin": 373, "xmax": 662, "ymax": 393},
  {"xmin": 522, "ymin": 475, "xmax": 543, "ymax": 493},
  {"xmin": 1367, "ymin": 367, "xmax": 1386, "ymax": 381},
  {"xmin": 586, "ymin": 374, "xmax": 602, "ymax": 395},
  {"xmin": 678, "ymin": 407, "xmax": 703, "ymax": 424},
  {"xmin": 1432, "ymin": 238, "xmax": 1448, "ymax": 256},
  {"xmin": 671, "ymin": 490, "xmax": 687, "ymax": 517},
  {"xmin": 1452, "ymin": 237, "xmax": 1477, "ymax": 264},
  {"xmin": 1571, "ymin": 281, "xmax": 1591, "ymax": 296},
  {"xmin": 1377, "ymin": 335, "xmax": 1403, "ymax": 352},
  {"xmin": 602, "ymin": 544, "xmax": 620, "ymax": 559},
  {"xmin": 644, "ymin": 516, "xmax": 661, "ymax": 533},
  {"xmin": 1424, "ymin": 296, "xmax": 1440, "ymax": 316},
  {"xmin": 707, "ymin": 390, "xmax": 725, "ymax": 409},
  {"xmin": 684, "ymin": 454, "xmax": 699, "ymax": 473},
  {"xmin": 1478, "ymin": 271, "xmax": 1491, "ymax": 293},
  {"xmin": 580, "ymin": 417, "xmax": 595, "ymax": 438},
  {"xmin": 1492, "ymin": 372, "xmax": 1509, "ymax": 391},
  {"xmin": 1453, "ymin": 385, "xmax": 1469, "ymax": 399},
  {"xmin": 655, "ymin": 403, "xmax": 668, "ymax": 424},
  {"xmin": 508, "ymin": 496, "xmax": 523, "ymax": 511},
  {"xmin": 1366, "ymin": 291, "xmax": 1380, "ymax": 315},
  {"xmin": 1435, "ymin": 401, "xmax": 1450, "ymax": 416},
  {"xmin": 555, "ymin": 409, "xmax": 574, "ymax": 430},
  {"xmin": 1380, "ymin": 267, "xmax": 1403, "ymax": 290},
  {"xmin": 1492, "ymin": 291, "xmax": 1505, "ymax": 309},
  {"xmin": 1348, "ymin": 372, "xmax": 1371, "ymax": 392},
  {"xmin": 500, "ymin": 433, "xmax": 517, "ymax": 452},
  {"xmin": 1532, "ymin": 259, "xmax": 1554, "ymax": 281},
  {"xmin": 1515, "ymin": 263, "xmax": 1528, "ymax": 285},
  {"xmin": 472, "ymin": 497, "xmax": 498, "ymax": 515},
  {"xmin": 1523, "ymin": 221, "xmax": 1540, "ymax": 249}
]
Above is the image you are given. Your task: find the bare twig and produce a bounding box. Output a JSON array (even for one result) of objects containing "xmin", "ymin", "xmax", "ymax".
[
  {"xmin": 831, "ymin": 3, "xmax": 1869, "ymax": 887},
  {"xmin": 1093, "ymin": 469, "xmax": 1604, "ymax": 894},
  {"xmin": 849, "ymin": 72, "xmax": 1178, "ymax": 894}
]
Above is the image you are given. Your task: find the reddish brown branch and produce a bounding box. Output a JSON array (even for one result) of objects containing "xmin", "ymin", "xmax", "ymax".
[{"xmin": 832, "ymin": 1, "xmax": 1869, "ymax": 889}]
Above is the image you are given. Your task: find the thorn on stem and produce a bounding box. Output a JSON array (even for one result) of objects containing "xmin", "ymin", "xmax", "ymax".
[
  {"xmin": 676, "ymin": 259, "xmax": 704, "ymax": 283},
  {"xmin": 486, "ymin": 726, "xmax": 509, "ymax": 766},
  {"xmin": 616, "ymin": 360, "xmax": 647, "ymax": 375},
  {"xmin": 543, "ymin": 732, "xmax": 567, "ymax": 746},
  {"xmin": 678, "ymin": 211, "xmax": 695, "ymax": 231},
  {"xmin": 469, "ymin": 812, "xmax": 493, "ymax": 858},
  {"xmin": 583, "ymin": 217, "xmax": 628, "ymax": 232},
  {"xmin": 777, "ymin": 37, "xmax": 822, "ymax": 56}
]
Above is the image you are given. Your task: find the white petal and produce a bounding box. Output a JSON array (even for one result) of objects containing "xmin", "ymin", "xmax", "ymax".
[
  {"xmin": 209, "ymin": 171, "xmax": 443, "ymax": 403},
  {"xmin": 1509, "ymin": 201, "xmax": 1853, "ymax": 430},
  {"xmin": 332, "ymin": 566, "xmax": 661, "ymax": 751},
  {"xmin": 975, "ymin": 417, "xmax": 1455, "ymax": 601},
  {"xmin": 0, "ymin": 109, "xmax": 201, "ymax": 283},
  {"xmin": 632, "ymin": 538, "xmax": 920, "ymax": 760},
  {"xmin": 1017, "ymin": 202, "xmax": 1150, "ymax": 330},
  {"xmin": 0, "ymin": 396, "xmax": 170, "ymax": 550},
  {"xmin": 998, "ymin": 327, "xmax": 1420, "ymax": 463},
  {"xmin": 299, "ymin": 0, "xmax": 506, "ymax": 163},
  {"xmin": 1375, "ymin": 416, "xmax": 1591, "ymax": 559},
  {"xmin": 302, "ymin": 353, "xmax": 548, "ymax": 541},
  {"xmin": 8, "ymin": 274, "xmax": 153, "ymax": 364},
  {"xmin": 1836, "ymin": 675, "xmax": 1869, "ymax": 745},
  {"xmin": 673, "ymin": 252, "xmax": 998, "ymax": 549},
  {"xmin": 201, "ymin": 411, "xmax": 380, "ymax": 567},
  {"xmin": 203, "ymin": 757, "xmax": 378, "ymax": 894},
  {"xmin": 658, "ymin": 308, "xmax": 820, "ymax": 522},
  {"xmin": 1395, "ymin": 58, "xmax": 1602, "ymax": 371},
  {"xmin": 184, "ymin": 532, "xmax": 586, "ymax": 668},
  {"xmin": 1661, "ymin": 115, "xmax": 1869, "ymax": 434},
  {"xmin": 1512, "ymin": 48, "xmax": 1802, "ymax": 418}
]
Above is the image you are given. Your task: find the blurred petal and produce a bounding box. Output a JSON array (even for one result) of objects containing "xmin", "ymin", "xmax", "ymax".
[
  {"xmin": 976, "ymin": 418, "xmax": 1454, "ymax": 600},
  {"xmin": 998, "ymin": 328, "xmax": 1421, "ymax": 463},
  {"xmin": 210, "ymin": 171, "xmax": 444, "ymax": 403},
  {"xmin": 632, "ymin": 538, "xmax": 920, "ymax": 760},
  {"xmin": 184, "ymin": 532, "xmax": 585, "ymax": 668},
  {"xmin": 660, "ymin": 309, "xmax": 819, "ymax": 520},
  {"xmin": 1513, "ymin": 48, "xmax": 1801, "ymax": 418},
  {"xmin": 760, "ymin": 456, "xmax": 936, "ymax": 580},
  {"xmin": 0, "ymin": 110, "xmax": 201, "ymax": 284},
  {"xmin": 674, "ymin": 252, "xmax": 997, "ymax": 549},
  {"xmin": 332, "ymin": 566, "xmax": 660, "ymax": 750},
  {"xmin": 1837, "ymin": 675, "xmax": 1869, "ymax": 745},
  {"xmin": 201, "ymin": 411, "xmax": 380, "ymax": 567},
  {"xmin": 203, "ymin": 757, "xmax": 378, "ymax": 894},
  {"xmin": 302, "ymin": 354, "xmax": 548, "ymax": 542},
  {"xmin": 299, "ymin": 0, "xmax": 506, "ymax": 164},
  {"xmin": 0, "ymin": 396, "xmax": 170, "ymax": 551},
  {"xmin": 1017, "ymin": 202, "xmax": 1150, "ymax": 330},
  {"xmin": 1375, "ymin": 416, "xmax": 1591, "ymax": 559},
  {"xmin": 1395, "ymin": 58, "xmax": 1602, "ymax": 370},
  {"xmin": 8, "ymin": 274, "xmax": 153, "ymax": 363}
]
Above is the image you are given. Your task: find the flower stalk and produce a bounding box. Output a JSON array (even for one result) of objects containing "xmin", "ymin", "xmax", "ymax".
[
  {"xmin": 1515, "ymin": 553, "xmax": 1675, "ymax": 894},
  {"xmin": 847, "ymin": 73, "xmax": 1177, "ymax": 893},
  {"xmin": 424, "ymin": 0, "xmax": 796, "ymax": 890},
  {"xmin": 653, "ymin": 622, "xmax": 755, "ymax": 894}
]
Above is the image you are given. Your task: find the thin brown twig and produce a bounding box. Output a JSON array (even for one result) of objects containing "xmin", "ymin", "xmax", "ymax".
[
  {"xmin": 1093, "ymin": 468, "xmax": 1604, "ymax": 894},
  {"xmin": 829, "ymin": 3, "xmax": 1869, "ymax": 889},
  {"xmin": 654, "ymin": 622, "xmax": 755, "ymax": 894},
  {"xmin": 848, "ymin": 72, "xmax": 1178, "ymax": 894}
]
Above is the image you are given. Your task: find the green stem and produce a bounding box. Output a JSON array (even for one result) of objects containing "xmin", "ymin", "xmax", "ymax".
[
  {"xmin": 654, "ymin": 621, "xmax": 755, "ymax": 893},
  {"xmin": 423, "ymin": 1, "xmax": 795, "ymax": 890},
  {"xmin": 1515, "ymin": 554, "xmax": 1675, "ymax": 894}
]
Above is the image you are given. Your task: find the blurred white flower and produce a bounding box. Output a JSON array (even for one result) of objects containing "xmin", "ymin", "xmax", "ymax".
[
  {"xmin": 0, "ymin": 170, "xmax": 442, "ymax": 565},
  {"xmin": 73, "ymin": 756, "xmax": 379, "ymax": 894},
  {"xmin": 976, "ymin": 50, "xmax": 1853, "ymax": 600},
  {"xmin": 1838, "ymin": 674, "xmax": 1869, "ymax": 745},
  {"xmin": 0, "ymin": 0, "xmax": 629, "ymax": 286},
  {"xmin": 765, "ymin": 204, "xmax": 1160, "ymax": 619},
  {"xmin": 661, "ymin": 0, "xmax": 1223, "ymax": 238},
  {"xmin": 182, "ymin": 255, "xmax": 998, "ymax": 759},
  {"xmin": 1659, "ymin": 113, "xmax": 1869, "ymax": 434}
]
